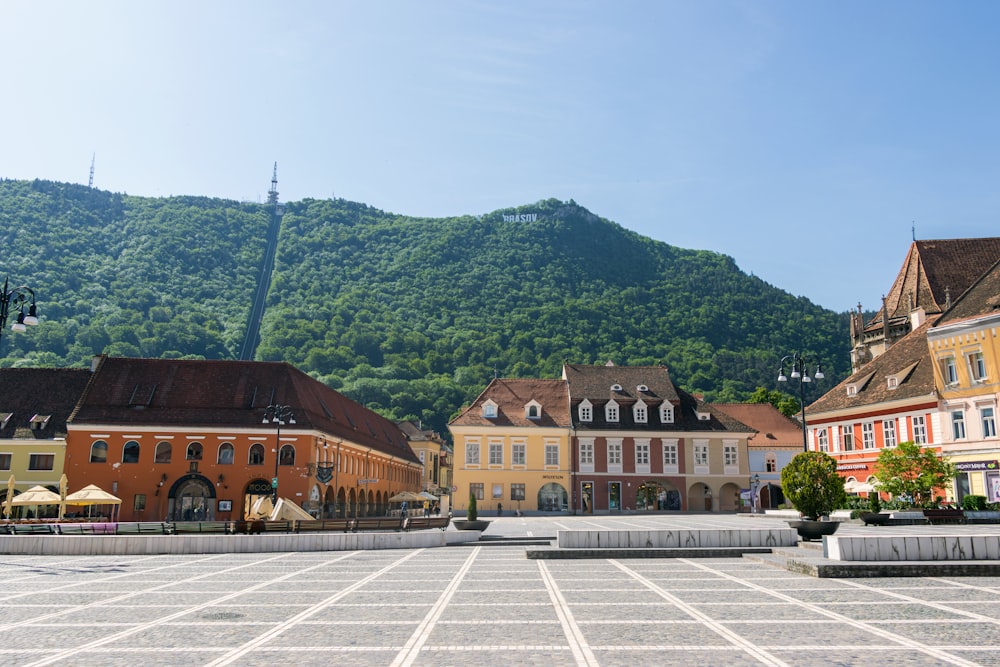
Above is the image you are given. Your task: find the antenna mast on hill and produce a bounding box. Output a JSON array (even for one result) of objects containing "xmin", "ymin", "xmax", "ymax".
[
  {"xmin": 88, "ymin": 154, "xmax": 95, "ymax": 188},
  {"xmin": 267, "ymin": 162, "xmax": 279, "ymax": 205}
]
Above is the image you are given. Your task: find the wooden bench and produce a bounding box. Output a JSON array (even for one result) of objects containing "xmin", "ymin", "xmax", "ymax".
[
  {"xmin": 923, "ymin": 509, "xmax": 967, "ymax": 525},
  {"xmin": 57, "ymin": 523, "xmax": 118, "ymax": 535},
  {"xmin": 115, "ymin": 522, "xmax": 172, "ymax": 535},
  {"xmin": 351, "ymin": 517, "xmax": 404, "ymax": 532},
  {"xmin": 170, "ymin": 521, "xmax": 230, "ymax": 534},
  {"xmin": 295, "ymin": 519, "xmax": 353, "ymax": 533},
  {"xmin": 403, "ymin": 516, "xmax": 450, "ymax": 531}
]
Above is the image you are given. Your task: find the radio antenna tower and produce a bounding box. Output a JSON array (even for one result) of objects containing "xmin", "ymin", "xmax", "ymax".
[
  {"xmin": 88, "ymin": 153, "xmax": 95, "ymax": 188},
  {"xmin": 267, "ymin": 162, "xmax": 279, "ymax": 205}
]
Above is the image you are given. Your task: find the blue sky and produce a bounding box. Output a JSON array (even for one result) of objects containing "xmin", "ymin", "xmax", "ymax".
[{"xmin": 3, "ymin": 1, "xmax": 999, "ymax": 313}]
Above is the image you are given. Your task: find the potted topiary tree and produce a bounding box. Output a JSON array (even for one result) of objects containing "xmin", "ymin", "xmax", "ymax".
[
  {"xmin": 781, "ymin": 451, "xmax": 847, "ymax": 541},
  {"xmin": 453, "ymin": 493, "xmax": 492, "ymax": 531}
]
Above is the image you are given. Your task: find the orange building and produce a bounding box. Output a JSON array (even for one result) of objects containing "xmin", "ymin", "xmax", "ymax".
[{"xmin": 65, "ymin": 356, "xmax": 423, "ymax": 522}]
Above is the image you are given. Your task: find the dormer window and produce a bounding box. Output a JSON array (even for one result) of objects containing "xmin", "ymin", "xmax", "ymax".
[
  {"xmin": 0, "ymin": 413, "xmax": 12, "ymax": 429},
  {"xmin": 887, "ymin": 377, "xmax": 898, "ymax": 390},
  {"xmin": 611, "ymin": 383, "xmax": 623, "ymax": 392},
  {"xmin": 633, "ymin": 401, "xmax": 648, "ymax": 424},
  {"xmin": 660, "ymin": 403, "xmax": 674, "ymax": 424},
  {"xmin": 847, "ymin": 385, "xmax": 858, "ymax": 396},
  {"xmin": 482, "ymin": 400, "xmax": 498, "ymax": 419},
  {"xmin": 29, "ymin": 414, "xmax": 51, "ymax": 430},
  {"xmin": 637, "ymin": 384, "xmax": 649, "ymax": 392},
  {"xmin": 696, "ymin": 410, "xmax": 711, "ymax": 421},
  {"xmin": 578, "ymin": 399, "xmax": 593, "ymax": 423},
  {"xmin": 605, "ymin": 400, "xmax": 620, "ymax": 422},
  {"xmin": 525, "ymin": 400, "xmax": 542, "ymax": 420}
]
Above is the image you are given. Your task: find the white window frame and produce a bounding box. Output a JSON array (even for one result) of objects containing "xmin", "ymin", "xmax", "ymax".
[
  {"xmin": 578, "ymin": 438, "xmax": 594, "ymax": 471},
  {"xmin": 605, "ymin": 400, "xmax": 619, "ymax": 423},
  {"xmin": 488, "ymin": 441, "xmax": 503, "ymax": 466},
  {"xmin": 694, "ymin": 440, "xmax": 709, "ymax": 473},
  {"xmin": 982, "ymin": 406, "xmax": 997, "ymax": 439},
  {"xmin": 660, "ymin": 403, "xmax": 674, "ymax": 424},
  {"xmin": 512, "ymin": 441, "xmax": 526, "ymax": 467},
  {"xmin": 942, "ymin": 356, "xmax": 958, "ymax": 385},
  {"xmin": 635, "ymin": 439, "xmax": 650, "ymax": 473},
  {"xmin": 633, "ymin": 401, "xmax": 648, "ymax": 424},
  {"xmin": 464, "ymin": 439, "xmax": 481, "ymax": 466},
  {"xmin": 882, "ymin": 420, "xmax": 897, "ymax": 448},
  {"xmin": 607, "ymin": 438, "xmax": 623, "ymax": 472},
  {"xmin": 841, "ymin": 425, "xmax": 854, "ymax": 451},
  {"xmin": 968, "ymin": 351, "xmax": 987, "ymax": 383},
  {"xmin": 912, "ymin": 415, "xmax": 928, "ymax": 445},
  {"xmin": 482, "ymin": 401, "xmax": 497, "ymax": 418},
  {"xmin": 952, "ymin": 410, "xmax": 966, "ymax": 440},
  {"xmin": 544, "ymin": 441, "xmax": 559, "ymax": 467},
  {"xmin": 578, "ymin": 400, "xmax": 592, "ymax": 423},
  {"xmin": 662, "ymin": 439, "xmax": 678, "ymax": 473},
  {"xmin": 817, "ymin": 428, "xmax": 829, "ymax": 452},
  {"xmin": 862, "ymin": 422, "xmax": 875, "ymax": 450}
]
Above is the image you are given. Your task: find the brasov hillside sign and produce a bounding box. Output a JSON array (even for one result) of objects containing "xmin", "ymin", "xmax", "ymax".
[{"xmin": 503, "ymin": 213, "xmax": 539, "ymax": 222}]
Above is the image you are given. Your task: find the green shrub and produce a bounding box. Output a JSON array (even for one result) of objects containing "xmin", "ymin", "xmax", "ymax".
[
  {"xmin": 869, "ymin": 493, "xmax": 881, "ymax": 514},
  {"xmin": 962, "ymin": 495, "xmax": 988, "ymax": 511},
  {"xmin": 467, "ymin": 493, "xmax": 478, "ymax": 521},
  {"xmin": 780, "ymin": 451, "xmax": 847, "ymax": 520}
]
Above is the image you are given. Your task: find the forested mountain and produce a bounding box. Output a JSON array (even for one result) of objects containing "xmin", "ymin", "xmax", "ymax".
[{"xmin": 0, "ymin": 179, "xmax": 850, "ymax": 435}]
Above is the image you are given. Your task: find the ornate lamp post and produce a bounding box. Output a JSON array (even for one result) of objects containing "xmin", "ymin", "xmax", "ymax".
[
  {"xmin": 0, "ymin": 277, "xmax": 40, "ymax": 352},
  {"xmin": 262, "ymin": 404, "xmax": 295, "ymax": 506},
  {"xmin": 777, "ymin": 353, "xmax": 824, "ymax": 452},
  {"xmin": 750, "ymin": 473, "xmax": 761, "ymax": 513}
]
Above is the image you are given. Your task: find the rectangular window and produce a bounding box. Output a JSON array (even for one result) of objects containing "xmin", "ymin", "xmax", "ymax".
[
  {"xmin": 694, "ymin": 444, "xmax": 708, "ymax": 466},
  {"xmin": 662, "ymin": 441, "xmax": 678, "ymax": 467},
  {"xmin": 635, "ymin": 441, "xmax": 649, "ymax": 465},
  {"xmin": 579, "ymin": 441, "xmax": 593, "ymax": 466},
  {"xmin": 724, "ymin": 444, "xmax": 737, "ymax": 466},
  {"xmin": 912, "ymin": 415, "xmax": 927, "ymax": 445},
  {"xmin": 579, "ymin": 404, "xmax": 592, "ymax": 422},
  {"xmin": 952, "ymin": 410, "xmax": 966, "ymax": 440},
  {"xmin": 133, "ymin": 494, "xmax": 146, "ymax": 512},
  {"xmin": 492, "ymin": 483, "xmax": 503, "ymax": 499},
  {"xmin": 660, "ymin": 404, "xmax": 674, "ymax": 423},
  {"xmin": 983, "ymin": 407, "xmax": 997, "ymax": 438},
  {"xmin": 469, "ymin": 483, "xmax": 484, "ymax": 500},
  {"xmin": 841, "ymin": 425, "xmax": 854, "ymax": 451},
  {"xmin": 512, "ymin": 442, "xmax": 526, "ymax": 466},
  {"xmin": 608, "ymin": 441, "xmax": 622, "ymax": 466},
  {"xmin": 969, "ymin": 352, "xmax": 987, "ymax": 382},
  {"xmin": 862, "ymin": 422, "xmax": 875, "ymax": 449},
  {"xmin": 0, "ymin": 453, "xmax": 10, "ymax": 470},
  {"xmin": 883, "ymin": 420, "xmax": 897, "ymax": 448},
  {"xmin": 464, "ymin": 441, "xmax": 480, "ymax": 466},
  {"xmin": 511, "ymin": 483, "xmax": 525, "ymax": 501},
  {"xmin": 817, "ymin": 429, "xmax": 829, "ymax": 452},
  {"xmin": 488, "ymin": 442, "xmax": 503, "ymax": 465},
  {"xmin": 544, "ymin": 443, "xmax": 559, "ymax": 466},
  {"xmin": 634, "ymin": 404, "xmax": 647, "ymax": 424},
  {"xmin": 28, "ymin": 453, "xmax": 54, "ymax": 471},
  {"xmin": 606, "ymin": 403, "xmax": 619, "ymax": 422},
  {"xmin": 943, "ymin": 357, "xmax": 958, "ymax": 385}
]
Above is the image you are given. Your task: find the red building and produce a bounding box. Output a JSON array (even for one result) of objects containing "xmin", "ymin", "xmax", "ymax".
[{"xmin": 65, "ymin": 356, "xmax": 422, "ymax": 522}]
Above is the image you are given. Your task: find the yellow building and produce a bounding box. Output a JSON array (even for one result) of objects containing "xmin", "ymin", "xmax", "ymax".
[
  {"xmin": 449, "ymin": 379, "xmax": 572, "ymax": 515},
  {"xmin": 397, "ymin": 420, "xmax": 452, "ymax": 513},
  {"xmin": 0, "ymin": 368, "xmax": 92, "ymax": 518},
  {"xmin": 926, "ymin": 258, "xmax": 1000, "ymax": 501}
]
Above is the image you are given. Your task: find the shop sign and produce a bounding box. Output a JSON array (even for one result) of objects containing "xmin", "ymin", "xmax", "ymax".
[
  {"xmin": 837, "ymin": 463, "xmax": 869, "ymax": 471},
  {"xmin": 954, "ymin": 460, "xmax": 999, "ymax": 472}
]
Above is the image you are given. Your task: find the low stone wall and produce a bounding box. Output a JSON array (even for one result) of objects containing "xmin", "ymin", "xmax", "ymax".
[
  {"xmin": 556, "ymin": 528, "xmax": 798, "ymax": 549},
  {"xmin": 825, "ymin": 534, "xmax": 1000, "ymax": 561},
  {"xmin": 0, "ymin": 530, "xmax": 480, "ymax": 555}
]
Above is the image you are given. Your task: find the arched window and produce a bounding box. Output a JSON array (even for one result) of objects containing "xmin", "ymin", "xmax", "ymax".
[
  {"xmin": 154, "ymin": 442, "xmax": 172, "ymax": 464},
  {"xmin": 217, "ymin": 443, "xmax": 234, "ymax": 465},
  {"xmin": 90, "ymin": 440, "xmax": 108, "ymax": 463},
  {"xmin": 248, "ymin": 444, "xmax": 265, "ymax": 466},
  {"xmin": 279, "ymin": 444, "xmax": 295, "ymax": 466},
  {"xmin": 122, "ymin": 441, "xmax": 141, "ymax": 464},
  {"xmin": 186, "ymin": 442, "xmax": 203, "ymax": 460}
]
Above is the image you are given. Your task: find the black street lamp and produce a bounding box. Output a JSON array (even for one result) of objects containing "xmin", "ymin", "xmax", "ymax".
[
  {"xmin": 750, "ymin": 473, "xmax": 761, "ymax": 513},
  {"xmin": 778, "ymin": 353, "xmax": 824, "ymax": 452},
  {"xmin": 0, "ymin": 277, "xmax": 40, "ymax": 352},
  {"xmin": 262, "ymin": 404, "xmax": 295, "ymax": 506}
]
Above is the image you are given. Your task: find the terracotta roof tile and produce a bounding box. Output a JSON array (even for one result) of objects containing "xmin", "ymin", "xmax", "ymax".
[
  {"xmin": 69, "ymin": 356, "xmax": 418, "ymax": 463},
  {"xmin": 0, "ymin": 368, "xmax": 92, "ymax": 438},
  {"xmin": 449, "ymin": 378, "xmax": 570, "ymax": 428},
  {"xmin": 935, "ymin": 257, "xmax": 1000, "ymax": 324},
  {"xmin": 712, "ymin": 403, "xmax": 803, "ymax": 449}
]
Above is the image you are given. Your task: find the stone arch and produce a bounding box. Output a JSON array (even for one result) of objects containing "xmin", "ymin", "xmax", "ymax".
[
  {"xmin": 167, "ymin": 474, "xmax": 216, "ymax": 522},
  {"xmin": 537, "ymin": 482, "xmax": 568, "ymax": 512},
  {"xmin": 689, "ymin": 482, "xmax": 713, "ymax": 511}
]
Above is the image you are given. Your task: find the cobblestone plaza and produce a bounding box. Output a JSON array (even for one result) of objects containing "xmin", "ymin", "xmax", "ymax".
[{"xmin": 2, "ymin": 515, "xmax": 999, "ymax": 666}]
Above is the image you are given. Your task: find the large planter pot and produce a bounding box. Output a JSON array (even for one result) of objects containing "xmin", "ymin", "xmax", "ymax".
[
  {"xmin": 453, "ymin": 519, "xmax": 492, "ymax": 531},
  {"xmin": 861, "ymin": 512, "xmax": 890, "ymax": 526},
  {"xmin": 788, "ymin": 519, "xmax": 840, "ymax": 542}
]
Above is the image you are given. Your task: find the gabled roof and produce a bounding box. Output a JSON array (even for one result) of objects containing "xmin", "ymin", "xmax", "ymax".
[
  {"xmin": 712, "ymin": 403, "xmax": 802, "ymax": 449},
  {"xmin": 934, "ymin": 256, "xmax": 1000, "ymax": 326},
  {"xmin": 449, "ymin": 378, "xmax": 570, "ymax": 428},
  {"xmin": 563, "ymin": 363, "xmax": 751, "ymax": 434},
  {"xmin": 810, "ymin": 318, "xmax": 939, "ymax": 415},
  {"xmin": 866, "ymin": 238, "xmax": 1000, "ymax": 332},
  {"xmin": 69, "ymin": 356, "xmax": 418, "ymax": 463},
  {"xmin": 0, "ymin": 368, "xmax": 92, "ymax": 439}
]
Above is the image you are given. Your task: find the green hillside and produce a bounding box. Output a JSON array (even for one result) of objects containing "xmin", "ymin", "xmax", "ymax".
[{"xmin": 0, "ymin": 179, "xmax": 850, "ymax": 435}]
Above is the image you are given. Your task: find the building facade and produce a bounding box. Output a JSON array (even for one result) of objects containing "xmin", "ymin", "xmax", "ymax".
[
  {"xmin": 926, "ymin": 258, "xmax": 1000, "ymax": 502},
  {"xmin": 64, "ymin": 356, "xmax": 423, "ymax": 522},
  {"xmin": 397, "ymin": 420, "xmax": 453, "ymax": 513}
]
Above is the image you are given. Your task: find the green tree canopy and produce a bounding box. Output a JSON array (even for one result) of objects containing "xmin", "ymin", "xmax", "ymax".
[
  {"xmin": 873, "ymin": 441, "xmax": 956, "ymax": 508},
  {"xmin": 780, "ymin": 451, "xmax": 846, "ymax": 519}
]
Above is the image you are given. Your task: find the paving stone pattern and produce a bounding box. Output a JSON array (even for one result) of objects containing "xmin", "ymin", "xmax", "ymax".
[{"xmin": 1, "ymin": 514, "xmax": 999, "ymax": 666}]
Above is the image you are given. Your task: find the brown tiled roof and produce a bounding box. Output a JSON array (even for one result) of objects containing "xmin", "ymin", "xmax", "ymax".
[
  {"xmin": 69, "ymin": 356, "xmax": 418, "ymax": 463},
  {"xmin": 449, "ymin": 378, "xmax": 570, "ymax": 428},
  {"xmin": 712, "ymin": 403, "xmax": 802, "ymax": 449},
  {"xmin": 935, "ymin": 257, "xmax": 1000, "ymax": 325},
  {"xmin": 563, "ymin": 364, "xmax": 751, "ymax": 433},
  {"xmin": 396, "ymin": 420, "xmax": 445, "ymax": 443},
  {"xmin": 867, "ymin": 238, "xmax": 1000, "ymax": 331},
  {"xmin": 810, "ymin": 318, "xmax": 939, "ymax": 415},
  {"xmin": 0, "ymin": 368, "xmax": 92, "ymax": 439}
]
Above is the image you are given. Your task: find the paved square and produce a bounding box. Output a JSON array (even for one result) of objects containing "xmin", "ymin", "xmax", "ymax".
[{"xmin": 2, "ymin": 514, "xmax": 1000, "ymax": 666}]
